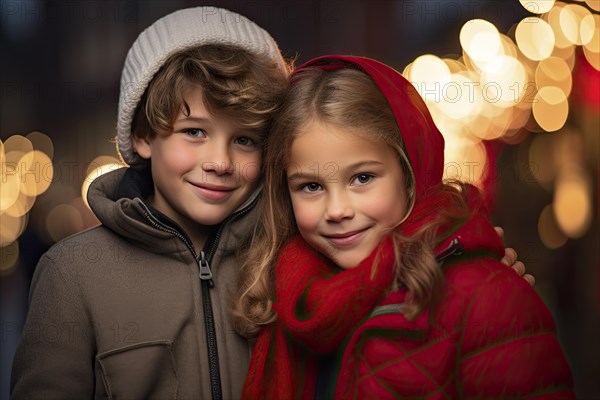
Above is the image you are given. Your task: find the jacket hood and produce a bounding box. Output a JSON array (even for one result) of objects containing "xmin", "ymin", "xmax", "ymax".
[
  {"xmin": 87, "ymin": 167, "xmax": 188, "ymax": 257},
  {"xmin": 293, "ymin": 55, "xmax": 445, "ymax": 200}
]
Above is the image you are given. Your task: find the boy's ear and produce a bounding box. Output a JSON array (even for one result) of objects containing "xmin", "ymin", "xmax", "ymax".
[{"xmin": 132, "ymin": 134, "xmax": 152, "ymax": 159}]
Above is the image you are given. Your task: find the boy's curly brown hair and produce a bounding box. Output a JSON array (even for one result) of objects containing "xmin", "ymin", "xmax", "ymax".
[{"xmin": 131, "ymin": 44, "xmax": 290, "ymax": 162}]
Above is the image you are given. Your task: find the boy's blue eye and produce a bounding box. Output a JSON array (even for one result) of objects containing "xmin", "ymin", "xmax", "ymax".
[
  {"xmin": 183, "ymin": 128, "xmax": 206, "ymax": 138},
  {"xmin": 352, "ymin": 174, "xmax": 374, "ymax": 185},
  {"xmin": 301, "ymin": 183, "xmax": 322, "ymax": 193},
  {"xmin": 235, "ymin": 136, "xmax": 257, "ymax": 146}
]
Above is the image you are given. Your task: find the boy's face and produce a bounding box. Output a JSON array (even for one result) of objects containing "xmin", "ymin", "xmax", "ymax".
[
  {"xmin": 286, "ymin": 120, "xmax": 408, "ymax": 269},
  {"xmin": 133, "ymin": 84, "xmax": 262, "ymax": 246}
]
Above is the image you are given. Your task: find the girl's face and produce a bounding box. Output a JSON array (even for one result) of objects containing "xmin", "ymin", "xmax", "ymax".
[{"xmin": 286, "ymin": 120, "xmax": 409, "ymax": 269}]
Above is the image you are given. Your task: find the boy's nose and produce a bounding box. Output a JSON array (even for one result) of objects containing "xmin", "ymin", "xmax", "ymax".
[
  {"xmin": 202, "ymin": 146, "xmax": 234, "ymax": 175},
  {"xmin": 324, "ymin": 193, "xmax": 354, "ymax": 222}
]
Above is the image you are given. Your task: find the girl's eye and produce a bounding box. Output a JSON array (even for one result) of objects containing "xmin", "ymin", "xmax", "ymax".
[
  {"xmin": 352, "ymin": 174, "xmax": 374, "ymax": 186},
  {"xmin": 183, "ymin": 128, "xmax": 206, "ymax": 138},
  {"xmin": 235, "ymin": 136, "xmax": 257, "ymax": 147},
  {"xmin": 301, "ymin": 183, "xmax": 322, "ymax": 193}
]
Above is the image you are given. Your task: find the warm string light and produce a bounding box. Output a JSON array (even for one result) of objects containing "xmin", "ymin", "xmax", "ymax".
[
  {"xmin": 403, "ymin": 1, "xmax": 598, "ymax": 248},
  {"xmin": 0, "ymin": 133, "xmax": 54, "ymax": 275}
]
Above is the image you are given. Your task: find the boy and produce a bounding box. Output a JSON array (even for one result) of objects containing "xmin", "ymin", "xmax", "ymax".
[{"xmin": 10, "ymin": 7, "xmax": 288, "ymax": 399}]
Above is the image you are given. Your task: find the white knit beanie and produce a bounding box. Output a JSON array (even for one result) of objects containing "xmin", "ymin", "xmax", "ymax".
[{"xmin": 117, "ymin": 6, "xmax": 286, "ymax": 167}]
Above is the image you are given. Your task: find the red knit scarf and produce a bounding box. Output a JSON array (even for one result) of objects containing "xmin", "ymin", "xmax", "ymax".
[{"xmin": 243, "ymin": 235, "xmax": 397, "ymax": 400}]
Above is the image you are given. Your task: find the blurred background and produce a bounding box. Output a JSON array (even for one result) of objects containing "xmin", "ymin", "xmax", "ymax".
[{"xmin": 1, "ymin": 0, "xmax": 598, "ymax": 398}]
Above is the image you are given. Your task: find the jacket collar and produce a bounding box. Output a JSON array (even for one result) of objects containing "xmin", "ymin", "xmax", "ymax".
[{"xmin": 87, "ymin": 167, "xmax": 261, "ymax": 258}]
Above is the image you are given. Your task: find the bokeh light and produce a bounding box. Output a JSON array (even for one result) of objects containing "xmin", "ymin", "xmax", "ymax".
[
  {"xmin": 87, "ymin": 155, "xmax": 122, "ymax": 176},
  {"xmin": 26, "ymin": 131, "xmax": 54, "ymax": 159},
  {"xmin": 46, "ymin": 204, "xmax": 84, "ymax": 243},
  {"xmin": 516, "ymin": 17, "xmax": 556, "ymax": 61},
  {"xmin": 536, "ymin": 57, "xmax": 573, "ymax": 96},
  {"xmin": 0, "ymin": 132, "xmax": 55, "ymax": 268},
  {"xmin": 538, "ymin": 204, "xmax": 568, "ymax": 249},
  {"xmin": 0, "ymin": 213, "xmax": 27, "ymax": 247},
  {"xmin": 402, "ymin": 0, "xmax": 596, "ymax": 253},
  {"xmin": 0, "ymin": 170, "xmax": 21, "ymax": 213},
  {"xmin": 583, "ymin": 14, "xmax": 600, "ymax": 70},
  {"xmin": 532, "ymin": 86, "xmax": 570, "ymax": 132},
  {"xmin": 443, "ymin": 136, "xmax": 488, "ymax": 185},
  {"xmin": 18, "ymin": 150, "xmax": 53, "ymax": 197},
  {"xmin": 560, "ymin": 4, "xmax": 593, "ymax": 45},
  {"xmin": 553, "ymin": 169, "xmax": 593, "ymax": 238},
  {"xmin": 479, "ymin": 55, "xmax": 528, "ymax": 105},
  {"xmin": 546, "ymin": 3, "xmax": 575, "ymax": 49},
  {"xmin": 436, "ymin": 72, "xmax": 482, "ymax": 120},
  {"xmin": 82, "ymin": 162, "xmax": 125, "ymax": 208},
  {"xmin": 4, "ymin": 190, "xmax": 36, "ymax": 218},
  {"xmin": 585, "ymin": 0, "xmax": 600, "ymax": 12},
  {"xmin": 460, "ymin": 19, "xmax": 502, "ymax": 71},
  {"xmin": 3, "ymin": 135, "xmax": 33, "ymax": 154},
  {"xmin": 519, "ymin": 0, "xmax": 556, "ymax": 14},
  {"xmin": 580, "ymin": 13, "xmax": 597, "ymax": 45},
  {"xmin": 409, "ymin": 54, "xmax": 451, "ymax": 102}
]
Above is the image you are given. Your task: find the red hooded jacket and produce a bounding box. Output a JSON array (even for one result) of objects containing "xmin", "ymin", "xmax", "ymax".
[{"xmin": 243, "ymin": 56, "xmax": 574, "ymax": 399}]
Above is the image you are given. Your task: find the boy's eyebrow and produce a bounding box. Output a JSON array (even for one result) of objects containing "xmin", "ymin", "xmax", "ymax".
[
  {"xmin": 286, "ymin": 160, "xmax": 385, "ymax": 180},
  {"xmin": 174, "ymin": 115, "xmax": 212, "ymax": 124}
]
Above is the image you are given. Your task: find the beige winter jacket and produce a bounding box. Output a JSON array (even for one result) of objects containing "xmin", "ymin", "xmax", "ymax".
[{"xmin": 11, "ymin": 167, "xmax": 259, "ymax": 399}]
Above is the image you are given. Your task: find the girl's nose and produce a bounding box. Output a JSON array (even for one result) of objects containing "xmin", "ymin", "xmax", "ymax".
[{"xmin": 324, "ymin": 192, "xmax": 354, "ymax": 222}]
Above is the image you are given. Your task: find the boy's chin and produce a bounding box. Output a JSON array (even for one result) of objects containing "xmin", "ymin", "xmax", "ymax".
[{"xmin": 192, "ymin": 213, "xmax": 230, "ymax": 226}]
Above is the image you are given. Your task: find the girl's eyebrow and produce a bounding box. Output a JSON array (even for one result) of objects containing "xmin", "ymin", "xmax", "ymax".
[
  {"xmin": 286, "ymin": 160, "xmax": 385, "ymax": 180},
  {"xmin": 346, "ymin": 160, "xmax": 386, "ymax": 170}
]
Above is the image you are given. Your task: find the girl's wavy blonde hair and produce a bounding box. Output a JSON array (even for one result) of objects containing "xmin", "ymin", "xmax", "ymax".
[{"xmin": 232, "ymin": 66, "xmax": 471, "ymax": 337}]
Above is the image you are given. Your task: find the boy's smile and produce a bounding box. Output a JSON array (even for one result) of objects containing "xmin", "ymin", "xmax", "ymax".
[
  {"xmin": 286, "ymin": 120, "xmax": 409, "ymax": 269},
  {"xmin": 133, "ymin": 84, "xmax": 262, "ymax": 250},
  {"xmin": 188, "ymin": 181, "xmax": 237, "ymax": 201}
]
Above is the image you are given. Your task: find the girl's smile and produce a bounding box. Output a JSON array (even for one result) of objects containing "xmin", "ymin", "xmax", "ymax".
[{"xmin": 321, "ymin": 227, "xmax": 371, "ymax": 247}]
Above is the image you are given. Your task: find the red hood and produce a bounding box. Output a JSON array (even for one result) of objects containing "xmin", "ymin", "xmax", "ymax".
[{"xmin": 294, "ymin": 55, "xmax": 445, "ymax": 200}]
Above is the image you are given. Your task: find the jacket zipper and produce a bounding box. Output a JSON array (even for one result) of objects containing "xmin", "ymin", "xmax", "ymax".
[
  {"xmin": 368, "ymin": 303, "xmax": 406, "ymax": 319},
  {"xmin": 139, "ymin": 209, "xmax": 220, "ymax": 398},
  {"xmin": 140, "ymin": 196, "xmax": 258, "ymax": 400},
  {"xmin": 200, "ymin": 196, "xmax": 258, "ymax": 399},
  {"xmin": 198, "ymin": 251, "xmax": 221, "ymax": 399}
]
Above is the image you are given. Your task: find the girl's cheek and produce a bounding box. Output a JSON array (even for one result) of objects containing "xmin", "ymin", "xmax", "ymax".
[{"xmin": 292, "ymin": 205, "xmax": 319, "ymax": 233}]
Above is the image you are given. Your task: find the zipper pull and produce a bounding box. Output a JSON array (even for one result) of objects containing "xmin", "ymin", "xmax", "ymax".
[
  {"xmin": 435, "ymin": 237, "xmax": 462, "ymax": 263},
  {"xmin": 199, "ymin": 251, "xmax": 215, "ymax": 288}
]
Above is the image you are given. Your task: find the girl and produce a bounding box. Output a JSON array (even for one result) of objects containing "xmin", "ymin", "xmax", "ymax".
[{"xmin": 235, "ymin": 56, "xmax": 574, "ymax": 399}]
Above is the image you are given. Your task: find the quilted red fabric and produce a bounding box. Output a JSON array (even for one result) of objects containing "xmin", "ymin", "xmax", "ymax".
[{"xmin": 334, "ymin": 215, "xmax": 575, "ymax": 399}]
